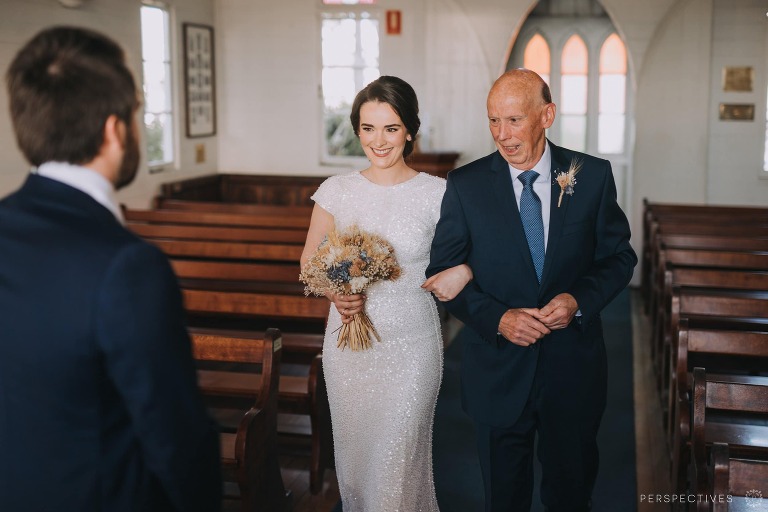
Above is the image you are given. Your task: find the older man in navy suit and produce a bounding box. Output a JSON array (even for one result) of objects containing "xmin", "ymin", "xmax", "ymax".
[
  {"xmin": 426, "ymin": 69, "xmax": 636, "ymax": 511},
  {"xmin": 0, "ymin": 27, "xmax": 220, "ymax": 511}
]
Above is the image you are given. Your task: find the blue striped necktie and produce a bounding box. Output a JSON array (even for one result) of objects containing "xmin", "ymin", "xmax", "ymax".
[{"xmin": 518, "ymin": 170, "xmax": 545, "ymax": 283}]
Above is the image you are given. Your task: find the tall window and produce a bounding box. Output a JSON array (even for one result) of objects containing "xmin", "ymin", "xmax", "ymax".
[
  {"xmin": 140, "ymin": 3, "xmax": 174, "ymax": 168},
  {"xmin": 560, "ymin": 35, "xmax": 588, "ymax": 152},
  {"xmin": 321, "ymin": 11, "xmax": 379, "ymax": 161},
  {"xmin": 764, "ymin": 86, "xmax": 768, "ymax": 172},
  {"xmin": 598, "ymin": 34, "xmax": 627, "ymax": 154},
  {"xmin": 524, "ymin": 33, "xmax": 551, "ymax": 85}
]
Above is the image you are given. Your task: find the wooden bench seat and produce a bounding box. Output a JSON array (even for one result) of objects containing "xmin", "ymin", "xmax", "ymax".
[
  {"xmin": 154, "ymin": 198, "xmax": 314, "ymax": 217},
  {"xmin": 653, "ymin": 267, "xmax": 768, "ymax": 371},
  {"xmin": 710, "ymin": 443, "xmax": 768, "ymax": 512},
  {"xmin": 183, "ymin": 289, "xmax": 328, "ymax": 322},
  {"xmin": 127, "ymin": 222, "xmax": 308, "ymax": 244},
  {"xmin": 641, "ymin": 201, "xmax": 768, "ymax": 310},
  {"xmin": 669, "ymin": 322, "xmax": 768, "ymax": 493},
  {"xmin": 690, "ymin": 368, "xmax": 768, "ymax": 507},
  {"xmin": 660, "ymin": 288, "xmax": 768, "ymax": 392},
  {"xmin": 151, "ymin": 238, "xmax": 303, "ymax": 262},
  {"xmin": 188, "ymin": 289, "xmax": 334, "ymax": 493},
  {"xmin": 190, "ymin": 329, "xmax": 290, "ymax": 511},
  {"xmin": 124, "ymin": 208, "xmax": 311, "ymax": 230}
]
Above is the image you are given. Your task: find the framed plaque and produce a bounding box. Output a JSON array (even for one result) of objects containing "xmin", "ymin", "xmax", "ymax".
[
  {"xmin": 718, "ymin": 103, "xmax": 754, "ymax": 121},
  {"xmin": 722, "ymin": 66, "xmax": 753, "ymax": 92},
  {"xmin": 183, "ymin": 23, "xmax": 216, "ymax": 137}
]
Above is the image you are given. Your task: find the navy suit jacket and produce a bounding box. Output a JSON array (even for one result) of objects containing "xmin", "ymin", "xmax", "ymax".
[
  {"xmin": 0, "ymin": 175, "xmax": 221, "ymax": 511},
  {"xmin": 427, "ymin": 141, "xmax": 637, "ymax": 427}
]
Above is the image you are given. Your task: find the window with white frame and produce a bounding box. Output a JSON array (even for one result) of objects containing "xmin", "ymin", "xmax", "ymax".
[
  {"xmin": 140, "ymin": 3, "xmax": 174, "ymax": 168},
  {"xmin": 320, "ymin": 9, "xmax": 380, "ymax": 162},
  {"xmin": 598, "ymin": 34, "xmax": 627, "ymax": 154},
  {"xmin": 764, "ymin": 85, "xmax": 768, "ymax": 172}
]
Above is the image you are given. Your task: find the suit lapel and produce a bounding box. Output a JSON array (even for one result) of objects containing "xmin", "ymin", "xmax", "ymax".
[
  {"xmin": 490, "ymin": 151, "xmax": 538, "ymax": 279},
  {"xmin": 540, "ymin": 141, "xmax": 571, "ymax": 286}
]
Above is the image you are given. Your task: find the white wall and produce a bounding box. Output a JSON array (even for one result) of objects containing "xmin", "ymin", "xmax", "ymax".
[
  {"xmin": 215, "ymin": 0, "xmax": 428, "ymax": 176},
  {"xmin": 1, "ymin": 0, "xmax": 766, "ymax": 219},
  {"xmin": 706, "ymin": 0, "xmax": 768, "ymax": 205},
  {"xmin": 630, "ymin": 0, "xmax": 715, "ymax": 243},
  {"xmin": 0, "ymin": 0, "xmax": 217, "ymax": 208}
]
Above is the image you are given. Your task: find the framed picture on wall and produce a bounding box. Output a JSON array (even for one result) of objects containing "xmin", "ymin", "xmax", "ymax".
[{"xmin": 183, "ymin": 23, "xmax": 216, "ymax": 137}]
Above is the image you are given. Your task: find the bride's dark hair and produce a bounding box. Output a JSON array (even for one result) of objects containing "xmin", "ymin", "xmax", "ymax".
[{"xmin": 349, "ymin": 75, "xmax": 420, "ymax": 158}]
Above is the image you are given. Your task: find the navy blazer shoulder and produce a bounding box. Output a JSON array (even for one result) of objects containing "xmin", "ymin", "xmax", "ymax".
[{"xmin": 0, "ymin": 174, "xmax": 221, "ymax": 512}]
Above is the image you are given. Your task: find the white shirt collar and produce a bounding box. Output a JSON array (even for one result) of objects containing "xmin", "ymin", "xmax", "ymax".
[
  {"xmin": 507, "ymin": 141, "xmax": 552, "ymax": 183},
  {"xmin": 35, "ymin": 161, "xmax": 124, "ymax": 223}
]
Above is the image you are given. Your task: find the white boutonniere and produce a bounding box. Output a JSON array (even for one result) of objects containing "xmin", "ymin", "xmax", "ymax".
[{"xmin": 554, "ymin": 158, "xmax": 582, "ymax": 207}]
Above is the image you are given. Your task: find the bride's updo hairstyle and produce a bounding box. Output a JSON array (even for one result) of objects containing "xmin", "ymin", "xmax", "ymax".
[{"xmin": 349, "ymin": 75, "xmax": 421, "ymax": 158}]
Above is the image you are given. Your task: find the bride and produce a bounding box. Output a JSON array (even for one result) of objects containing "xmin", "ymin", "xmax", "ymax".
[{"xmin": 300, "ymin": 76, "xmax": 471, "ymax": 511}]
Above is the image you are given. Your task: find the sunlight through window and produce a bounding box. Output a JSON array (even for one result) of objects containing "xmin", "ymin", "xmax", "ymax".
[
  {"xmin": 598, "ymin": 33, "xmax": 627, "ymax": 154},
  {"xmin": 140, "ymin": 3, "xmax": 174, "ymax": 168},
  {"xmin": 321, "ymin": 11, "xmax": 379, "ymax": 160},
  {"xmin": 561, "ymin": 35, "xmax": 588, "ymax": 152},
  {"xmin": 524, "ymin": 33, "xmax": 550, "ymax": 86}
]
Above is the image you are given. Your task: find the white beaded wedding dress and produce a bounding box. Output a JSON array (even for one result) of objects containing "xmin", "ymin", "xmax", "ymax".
[{"xmin": 311, "ymin": 171, "xmax": 445, "ymax": 512}]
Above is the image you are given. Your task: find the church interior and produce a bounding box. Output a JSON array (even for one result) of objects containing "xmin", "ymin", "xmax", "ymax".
[{"xmin": 1, "ymin": 0, "xmax": 766, "ymax": 511}]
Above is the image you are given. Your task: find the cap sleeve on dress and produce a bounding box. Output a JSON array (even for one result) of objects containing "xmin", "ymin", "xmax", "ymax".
[{"xmin": 310, "ymin": 176, "xmax": 338, "ymax": 216}]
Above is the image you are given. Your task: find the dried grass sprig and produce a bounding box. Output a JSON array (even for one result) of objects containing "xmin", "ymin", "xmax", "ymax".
[{"xmin": 555, "ymin": 157, "xmax": 582, "ymax": 207}]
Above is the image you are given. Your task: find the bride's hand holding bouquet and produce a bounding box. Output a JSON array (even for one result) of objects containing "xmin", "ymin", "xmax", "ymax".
[
  {"xmin": 328, "ymin": 292, "xmax": 366, "ymax": 325},
  {"xmin": 300, "ymin": 224, "xmax": 401, "ymax": 351}
]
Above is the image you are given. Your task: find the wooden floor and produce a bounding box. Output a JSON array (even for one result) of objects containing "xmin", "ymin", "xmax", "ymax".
[
  {"xmin": 282, "ymin": 290, "xmax": 670, "ymax": 512},
  {"xmin": 279, "ymin": 453, "xmax": 340, "ymax": 512},
  {"xmin": 632, "ymin": 289, "xmax": 674, "ymax": 512}
]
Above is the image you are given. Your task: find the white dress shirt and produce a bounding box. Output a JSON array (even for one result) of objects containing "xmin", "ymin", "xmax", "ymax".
[
  {"xmin": 508, "ymin": 142, "xmax": 552, "ymax": 251},
  {"xmin": 36, "ymin": 161, "xmax": 124, "ymax": 224}
]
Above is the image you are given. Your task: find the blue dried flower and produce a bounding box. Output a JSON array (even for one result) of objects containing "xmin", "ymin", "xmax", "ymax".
[
  {"xmin": 327, "ymin": 260, "xmax": 352, "ymax": 282},
  {"xmin": 360, "ymin": 249, "xmax": 369, "ymax": 262}
]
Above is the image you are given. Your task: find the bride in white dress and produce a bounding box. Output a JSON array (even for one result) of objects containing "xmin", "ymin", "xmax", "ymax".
[{"xmin": 301, "ymin": 76, "xmax": 471, "ymax": 512}]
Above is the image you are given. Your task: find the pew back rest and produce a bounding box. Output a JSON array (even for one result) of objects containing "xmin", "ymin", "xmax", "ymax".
[
  {"xmin": 124, "ymin": 208, "xmax": 310, "ymax": 230},
  {"xmin": 711, "ymin": 443, "xmax": 768, "ymax": 512},
  {"xmin": 671, "ymin": 269, "xmax": 768, "ymax": 292},
  {"xmin": 191, "ymin": 328, "xmax": 282, "ymax": 414},
  {"xmin": 692, "ymin": 368, "xmax": 768, "ymax": 469},
  {"xmin": 674, "ymin": 289, "xmax": 768, "ymax": 320}
]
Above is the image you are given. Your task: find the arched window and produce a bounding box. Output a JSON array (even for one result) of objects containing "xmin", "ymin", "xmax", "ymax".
[
  {"xmin": 598, "ymin": 33, "xmax": 627, "ymax": 154},
  {"xmin": 560, "ymin": 35, "xmax": 588, "ymax": 152},
  {"xmin": 524, "ymin": 33, "xmax": 551, "ymax": 85}
]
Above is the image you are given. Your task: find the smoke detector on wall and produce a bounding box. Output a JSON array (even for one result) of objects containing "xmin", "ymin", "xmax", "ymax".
[{"xmin": 58, "ymin": 0, "xmax": 84, "ymax": 7}]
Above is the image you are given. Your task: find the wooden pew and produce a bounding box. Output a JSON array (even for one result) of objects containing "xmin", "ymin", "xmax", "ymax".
[
  {"xmin": 126, "ymin": 203, "xmax": 334, "ymax": 493},
  {"xmin": 653, "ymin": 265, "xmax": 768, "ymax": 378},
  {"xmin": 154, "ymin": 198, "xmax": 314, "ymax": 218},
  {"xmin": 151, "ymin": 239, "xmax": 303, "ymax": 263},
  {"xmin": 124, "ymin": 208, "xmax": 311, "ymax": 230},
  {"xmin": 191, "ymin": 329, "xmax": 290, "ymax": 511},
  {"xmin": 669, "ymin": 320, "xmax": 768, "ymax": 494},
  {"xmin": 640, "ymin": 200, "xmax": 768, "ymax": 310},
  {"xmin": 690, "ymin": 368, "xmax": 768, "ymax": 509},
  {"xmin": 127, "ymin": 223, "xmax": 308, "ymax": 244},
  {"xmin": 651, "ymin": 251, "xmax": 768, "ymax": 371},
  {"xmin": 650, "ymin": 248, "xmax": 768, "ymax": 334},
  {"xmin": 185, "ymin": 291, "xmax": 333, "ymax": 494},
  {"xmin": 661, "ymin": 288, "xmax": 768, "ymax": 398},
  {"xmin": 647, "ymin": 235, "xmax": 768, "ymax": 315},
  {"xmin": 710, "ymin": 443, "xmax": 768, "ymax": 512},
  {"xmin": 170, "ymin": 259, "xmax": 322, "ymax": 362}
]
